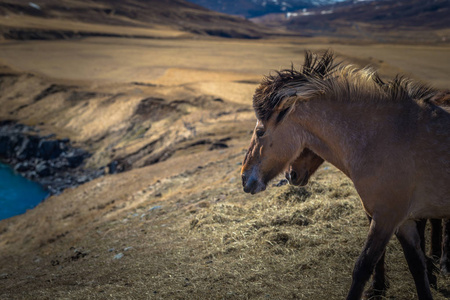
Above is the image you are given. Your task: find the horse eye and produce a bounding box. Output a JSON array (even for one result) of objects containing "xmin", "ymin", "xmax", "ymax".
[{"xmin": 256, "ymin": 129, "xmax": 265, "ymax": 138}]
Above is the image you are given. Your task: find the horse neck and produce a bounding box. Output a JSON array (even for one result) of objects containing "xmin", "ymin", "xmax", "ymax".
[{"xmin": 291, "ymin": 97, "xmax": 405, "ymax": 178}]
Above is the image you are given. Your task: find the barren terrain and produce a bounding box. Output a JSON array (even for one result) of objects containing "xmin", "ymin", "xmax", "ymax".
[{"xmin": 0, "ymin": 11, "xmax": 450, "ymax": 300}]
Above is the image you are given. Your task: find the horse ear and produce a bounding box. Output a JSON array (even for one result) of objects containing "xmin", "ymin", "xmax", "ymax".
[
  {"xmin": 279, "ymin": 95, "xmax": 297, "ymax": 108},
  {"xmin": 276, "ymin": 96, "xmax": 297, "ymax": 123},
  {"xmin": 276, "ymin": 107, "xmax": 290, "ymax": 123},
  {"xmin": 274, "ymin": 88, "xmax": 311, "ymax": 123}
]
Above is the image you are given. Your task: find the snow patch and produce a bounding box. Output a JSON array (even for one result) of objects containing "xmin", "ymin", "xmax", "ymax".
[{"xmin": 28, "ymin": 2, "xmax": 41, "ymax": 10}]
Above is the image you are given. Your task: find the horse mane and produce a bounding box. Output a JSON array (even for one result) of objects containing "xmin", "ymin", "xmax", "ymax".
[
  {"xmin": 253, "ymin": 50, "xmax": 440, "ymax": 122},
  {"xmin": 373, "ymin": 74, "xmax": 438, "ymax": 104},
  {"xmin": 430, "ymin": 90, "xmax": 450, "ymax": 106}
]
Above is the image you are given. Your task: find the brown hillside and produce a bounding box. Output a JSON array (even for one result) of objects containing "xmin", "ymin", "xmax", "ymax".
[
  {"xmin": 0, "ymin": 34, "xmax": 449, "ymax": 298},
  {"xmin": 0, "ymin": 3, "xmax": 449, "ymax": 298},
  {"xmin": 0, "ymin": 0, "xmax": 268, "ymax": 39}
]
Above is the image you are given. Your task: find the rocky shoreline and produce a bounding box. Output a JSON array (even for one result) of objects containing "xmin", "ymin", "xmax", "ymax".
[{"xmin": 0, "ymin": 121, "xmax": 105, "ymax": 195}]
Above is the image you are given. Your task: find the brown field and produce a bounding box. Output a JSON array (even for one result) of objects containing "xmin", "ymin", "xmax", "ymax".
[{"xmin": 0, "ymin": 22, "xmax": 449, "ymax": 300}]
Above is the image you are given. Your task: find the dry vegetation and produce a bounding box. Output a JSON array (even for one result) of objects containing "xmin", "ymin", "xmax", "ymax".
[{"xmin": 0, "ymin": 18, "xmax": 449, "ymax": 299}]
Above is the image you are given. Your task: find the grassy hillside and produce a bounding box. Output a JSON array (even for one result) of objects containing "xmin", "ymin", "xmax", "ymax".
[{"xmin": 0, "ymin": 4, "xmax": 449, "ymax": 298}]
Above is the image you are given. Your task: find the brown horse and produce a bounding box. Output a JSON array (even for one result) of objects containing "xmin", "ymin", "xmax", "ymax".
[
  {"xmin": 287, "ymin": 148, "xmax": 450, "ymax": 298},
  {"xmin": 241, "ymin": 51, "xmax": 450, "ymax": 300}
]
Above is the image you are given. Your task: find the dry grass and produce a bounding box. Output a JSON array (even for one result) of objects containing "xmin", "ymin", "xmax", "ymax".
[{"xmin": 1, "ymin": 155, "xmax": 449, "ymax": 299}]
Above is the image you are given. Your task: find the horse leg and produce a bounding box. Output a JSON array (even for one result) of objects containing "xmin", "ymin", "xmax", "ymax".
[
  {"xmin": 428, "ymin": 219, "xmax": 442, "ymax": 287},
  {"xmin": 363, "ymin": 251, "xmax": 387, "ymax": 300},
  {"xmin": 416, "ymin": 219, "xmax": 427, "ymax": 253},
  {"xmin": 346, "ymin": 219, "xmax": 394, "ymax": 300},
  {"xmin": 417, "ymin": 219, "xmax": 438, "ymax": 288},
  {"xmin": 430, "ymin": 219, "xmax": 442, "ymax": 260},
  {"xmin": 441, "ymin": 219, "xmax": 450, "ymax": 276},
  {"xmin": 363, "ymin": 215, "xmax": 388, "ymax": 300},
  {"xmin": 396, "ymin": 220, "xmax": 433, "ymax": 300}
]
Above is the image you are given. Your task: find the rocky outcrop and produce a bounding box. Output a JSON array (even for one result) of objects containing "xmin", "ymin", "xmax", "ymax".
[{"xmin": 0, "ymin": 121, "xmax": 105, "ymax": 195}]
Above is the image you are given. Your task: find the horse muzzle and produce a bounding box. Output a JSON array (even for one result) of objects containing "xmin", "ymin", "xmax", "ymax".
[
  {"xmin": 241, "ymin": 168, "xmax": 266, "ymax": 194},
  {"xmin": 286, "ymin": 169, "xmax": 309, "ymax": 186}
]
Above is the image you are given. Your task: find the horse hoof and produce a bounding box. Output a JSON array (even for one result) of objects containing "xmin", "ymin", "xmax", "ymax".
[
  {"xmin": 441, "ymin": 264, "xmax": 449, "ymax": 276},
  {"xmin": 429, "ymin": 274, "xmax": 437, "ymax": 289},
  {"xmin": 363, "ymin": 288, "xmax": 385, "ymax": 300}
]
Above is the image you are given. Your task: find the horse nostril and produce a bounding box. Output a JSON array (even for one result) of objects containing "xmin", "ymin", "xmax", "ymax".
[
  {"xmin": 290, "ymin": 170, "xmax": 298, "ymax": 181},
  {"xmin": 241, "ymin": 174, "xmax": 247, "ymax": 185}
]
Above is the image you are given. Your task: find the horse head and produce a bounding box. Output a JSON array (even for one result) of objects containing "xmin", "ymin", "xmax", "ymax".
[{"xmin": 241, "ymin": 109, "xmax": 303, "ymax": 194}]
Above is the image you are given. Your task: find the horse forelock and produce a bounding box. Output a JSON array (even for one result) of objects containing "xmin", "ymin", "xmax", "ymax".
[{"xmin": 253, "ymin": 50, "xmax": 338, "ymax": 121}]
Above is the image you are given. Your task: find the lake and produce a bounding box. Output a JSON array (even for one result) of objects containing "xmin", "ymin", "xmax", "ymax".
[{"xmin": 0, "ymin": 162, "xmax": 49, "ymax": 220}]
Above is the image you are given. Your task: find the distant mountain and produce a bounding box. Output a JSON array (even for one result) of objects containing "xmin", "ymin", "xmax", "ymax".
[
  {"xmin": 0, "ymin": 0, "xmax": 269, "ymax": 39},
  {"xmin": 284, "ymin": 0, "xmax": 450, "ymax": 30},
  {"xmin": 252, "ymin": 0, "xmax": 450, "ymax": 42},
  {"xmin": 187, "ymin": 0, "xmax": 348, "ymax": 18}
]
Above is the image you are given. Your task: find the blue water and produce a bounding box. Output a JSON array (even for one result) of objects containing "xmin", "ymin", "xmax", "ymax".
[{"xmin": 0, "ymin": 162, "xmax": 49, "ymax": 220}]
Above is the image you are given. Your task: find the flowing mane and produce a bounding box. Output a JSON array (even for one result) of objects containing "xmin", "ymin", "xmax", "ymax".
[{"xmin": 253, "ymin": 51, "xmax": 439, "ymax": 122}]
